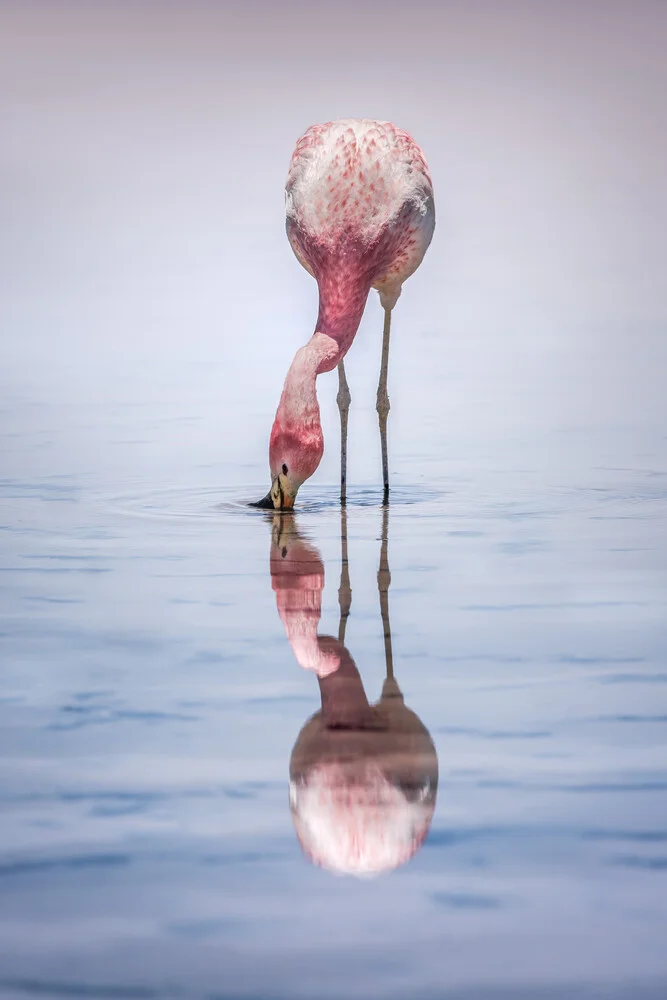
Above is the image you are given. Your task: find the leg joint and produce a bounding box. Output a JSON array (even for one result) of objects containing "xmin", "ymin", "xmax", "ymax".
[
  {"xmin": 337, "ymin": 385, "xmax": 352, "ymax": 410},
  {"xmin": 376, "ymin": 393, "xmax": 390, "ymax": 420}
]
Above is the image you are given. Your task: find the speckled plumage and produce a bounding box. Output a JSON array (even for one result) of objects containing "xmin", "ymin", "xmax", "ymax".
[{"xmin": 286, "ymin": 118, "xmax": 435, "ymax": 317}]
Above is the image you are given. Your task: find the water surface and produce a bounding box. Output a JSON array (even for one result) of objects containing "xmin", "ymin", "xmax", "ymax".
[{"xmin": 1, "ymin": 381, "xmax": 666, "ymax": 998}]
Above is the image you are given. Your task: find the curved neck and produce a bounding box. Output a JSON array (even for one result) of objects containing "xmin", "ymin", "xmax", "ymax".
[
  {"xmin": 273, "ymin": 333, "xmax": 335, "ymax": 440},
  {"xmin": 276, "ymin": 265, "xmax": 370, "ymax": 429},
  {"xmin": 314, "ymin": 264, "xmax": 372, "ymax": 362},
  {"xmin": 270, "ymin": 265, "xmax": 371, "ymax": 479}
]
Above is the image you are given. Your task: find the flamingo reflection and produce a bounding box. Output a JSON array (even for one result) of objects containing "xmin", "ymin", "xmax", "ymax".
[{"xmin": 269, "ymin": 507, "xmax": 438, "ymax": 877}]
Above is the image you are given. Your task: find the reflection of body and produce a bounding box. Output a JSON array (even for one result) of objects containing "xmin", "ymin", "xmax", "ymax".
[{"xmin": 270, "ymin": 509, "xmax": 438, "ymax": 876}]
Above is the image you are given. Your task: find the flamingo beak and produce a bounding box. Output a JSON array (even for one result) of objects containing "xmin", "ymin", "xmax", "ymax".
[
  {"xmin": 271, "ymin": 474, "xmax": 296, "ymax": 510},
  {"xmin": 250, "ymin": 476, "xmax": 296, "ymax": 510},
  {"xmin": 250, "ymin": 489, "xmax": 274, "ymax": 509}
]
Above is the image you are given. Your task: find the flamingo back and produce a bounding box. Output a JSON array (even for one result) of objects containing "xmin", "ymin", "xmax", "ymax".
[{"xmin": 285, "ymin": 119, "xmax": 435, "ymax": 308}]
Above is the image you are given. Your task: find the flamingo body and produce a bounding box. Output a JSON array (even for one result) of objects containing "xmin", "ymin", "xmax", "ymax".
[{"xmin": 286, "ymin": 118, "xmax": 434, "ymax": 318}]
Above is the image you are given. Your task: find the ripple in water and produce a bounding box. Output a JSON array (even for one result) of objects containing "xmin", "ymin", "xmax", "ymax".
[
  {"xmin": 100, "ymin": 478, "xmax": 663, "ymax": 525},
  {"xmin": 101, "ymin": 483, "xmax": 445, "ymax": 523}
]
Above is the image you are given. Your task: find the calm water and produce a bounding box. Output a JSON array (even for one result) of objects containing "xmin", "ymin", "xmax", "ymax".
[
  {"xmin": 1, "ymin": 358, "xmax": 666, "ymax": 999},
  {"xmin": 2, "ymin": 5, "xmax": 667, "ymax": 994}
]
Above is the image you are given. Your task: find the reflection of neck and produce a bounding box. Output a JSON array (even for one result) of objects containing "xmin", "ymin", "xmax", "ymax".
[
  {"xmin": 270, "ymin": 521, "xmax": 325, "ymax": 673},
  {"xmin": 316, "ymin": 638, "xmax": 375, "ymax": 729}
]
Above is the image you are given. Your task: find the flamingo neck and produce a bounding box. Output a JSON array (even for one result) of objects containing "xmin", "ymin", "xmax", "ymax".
[
  {"xmin": 276, "ymin": 265, "xmax": 371, "ymax": 430},
  {"xmin": 314, "ymin": 263, "xmax": 372, "ymax": 361},
  {"xmin": 274, "ymin": 333, "xmax": 336, "ymax": 438}
]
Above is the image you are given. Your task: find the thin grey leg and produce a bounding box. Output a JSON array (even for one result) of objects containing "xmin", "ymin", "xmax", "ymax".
[
  {"xmin": 376, "ymin": 308, "xmax": 392, "ymax": 499},
  {"xmin": 337, "ymin": 506, "xmax": 351, "ymax": 644},
  {"xmin": 337, "ymin": 359, "xmax": 351, "ymax": 505}
]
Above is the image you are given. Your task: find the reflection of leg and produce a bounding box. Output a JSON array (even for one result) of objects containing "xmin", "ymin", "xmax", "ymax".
[
  {"xmin": 338, "ymin": 506, "xmax": 351, "ymax": 644},
  {"xmin": 337, "ymin": 360, "xmax": 351, "ymax": 505},
  {"xmin": 376, "ymin": 308, "xmax": 392, "ymax": 499},
  {"xmin": 378, "ymin": 504, "xmax": 394, "ymax": 681}
]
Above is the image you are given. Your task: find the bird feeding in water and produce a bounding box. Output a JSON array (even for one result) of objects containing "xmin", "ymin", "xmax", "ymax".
[{"xmin": 253, "ymin": 119, "xmax": 435, "ymax": 510}]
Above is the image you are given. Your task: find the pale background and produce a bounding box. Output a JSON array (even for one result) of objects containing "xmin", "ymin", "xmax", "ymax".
[{"xmin": 2, "ymin": 0, "xmax": 665, "ymax": 489}]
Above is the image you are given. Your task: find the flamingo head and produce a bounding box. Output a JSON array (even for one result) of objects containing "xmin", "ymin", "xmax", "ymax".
[{"xmin": 253, "ymin": 419, "xmax": 323, "ymax": 510}]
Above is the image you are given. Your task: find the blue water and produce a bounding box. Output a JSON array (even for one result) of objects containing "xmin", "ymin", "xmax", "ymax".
[{"xmin": 1, "ymin": 365, "xmax": 666, "ymax": 998}]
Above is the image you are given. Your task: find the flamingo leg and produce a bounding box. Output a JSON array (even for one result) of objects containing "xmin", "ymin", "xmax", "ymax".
[
  {"xmin": 376, "ymin": 307, "xmax": 392, "ymax": 499},
  {"xmin": 337, "ymin": 506, "xmax": 351, "ymax": 644},
  {"xmin": 336, "ymin": 359, "xmax": 351, "ymax": 505}
]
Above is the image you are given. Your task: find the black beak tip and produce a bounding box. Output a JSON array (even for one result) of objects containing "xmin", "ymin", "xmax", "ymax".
[{"xmin": 249, "ymin": 491, "xmax": 274, "ymax": 509}]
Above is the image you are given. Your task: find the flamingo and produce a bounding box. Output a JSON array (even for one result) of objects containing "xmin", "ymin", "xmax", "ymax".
[{"xmin": 254, "ymin": 118, "xmax": 435, "ymax": 510}]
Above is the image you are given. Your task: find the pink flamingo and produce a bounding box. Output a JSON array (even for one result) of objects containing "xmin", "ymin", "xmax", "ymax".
[{"xmin": 254, "ymin": 119, "xmax": 435, "ymax": 510}]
